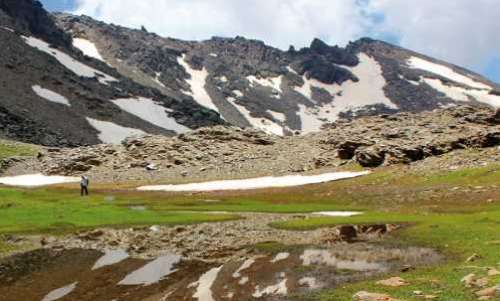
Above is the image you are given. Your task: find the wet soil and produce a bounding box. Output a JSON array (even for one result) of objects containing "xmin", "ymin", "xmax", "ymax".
[{"xmin": 0, "ymin": 243, "xmax": 441, "ymax": 301}]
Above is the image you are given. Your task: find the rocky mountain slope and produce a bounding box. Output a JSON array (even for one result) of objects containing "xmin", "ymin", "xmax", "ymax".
[
  {"xmin": 1, "ymin": 0, "xmax": 499, "ymax": 148},
  {"xmin": 54, "ymin": 12, "xmax": 500, "ymax": 138},
  {"xmin": 5, "ymin": 105, "xmax": 498, "ymax": 183},
  {"xmin": 0, "ymin": 0, "xmax": 222, "ymax": 147}
]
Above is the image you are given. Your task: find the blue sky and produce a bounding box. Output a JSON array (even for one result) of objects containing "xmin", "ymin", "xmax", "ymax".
[{"xmin": 41, "ymin": 0, "xmax": 499, "ymax": 84}]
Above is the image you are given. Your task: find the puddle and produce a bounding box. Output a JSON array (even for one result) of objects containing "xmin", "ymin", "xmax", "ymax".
[
  {"xmin": 192, "ymin": 266, "xmax": 223, "ymax": 301},
  {"xmin": 312, "ymin": 211, "xmax": 363, "ymax": 217},
  {"xmin": 300, "ymin": 249, "xmax": 384, "ymax": 271},
  {"xmin": 0, "ymin": 243, "xmax": 441, "ymax": 300},
  {"xmin": 92, "ymin": 249, "xmax": 129, "ymax": 270},
  {"xmin": 41, "ymin": 282, "xmax": 77, "ymax": 301},
  {"xmin": 118, "ymin": 254, "xmax": 181, "ymax": 286}
]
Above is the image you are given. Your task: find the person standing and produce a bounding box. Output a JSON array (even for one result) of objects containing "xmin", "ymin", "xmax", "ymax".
[{"xmin": 80, "ymin": 175, "xmax": 89, "ymax": 196}]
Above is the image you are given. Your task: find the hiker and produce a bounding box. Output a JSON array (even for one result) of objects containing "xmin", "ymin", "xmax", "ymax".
[{"xmin": 80, "ymin": 175, "xmax": 89, "ymax": 196}]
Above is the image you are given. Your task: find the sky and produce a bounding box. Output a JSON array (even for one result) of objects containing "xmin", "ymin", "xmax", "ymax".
[{"xmin": 40, "ymin": 0, "xmax": 500, "ymax": 84}]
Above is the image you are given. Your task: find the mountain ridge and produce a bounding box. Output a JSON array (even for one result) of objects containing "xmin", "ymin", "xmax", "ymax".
[{"xmin": 0, "ymin": 0, "xmax": 499, "ymax": 147}]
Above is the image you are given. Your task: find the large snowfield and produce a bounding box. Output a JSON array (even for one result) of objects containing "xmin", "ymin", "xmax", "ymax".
[
  {"xmin": 0, "ymin": 174, "xmax": 80, "ymax": 187},
  {"xmin": 137, "ymin": 171, "xmax": 370, "ymax": 192}
]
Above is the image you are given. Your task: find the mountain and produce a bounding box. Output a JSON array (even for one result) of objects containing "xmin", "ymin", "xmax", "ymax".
[
  {"xmin": 1, "ymin": 0, "xmax": 499, "ymax": 147},
  {"xmin": 0, "ymin": 0, "xmax": 222, "ymax": 147}
]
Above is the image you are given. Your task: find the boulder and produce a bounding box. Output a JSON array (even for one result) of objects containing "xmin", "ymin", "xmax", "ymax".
[{"xmin": 355, "ymin": 147, "xmax": 385, "ymax": 167}]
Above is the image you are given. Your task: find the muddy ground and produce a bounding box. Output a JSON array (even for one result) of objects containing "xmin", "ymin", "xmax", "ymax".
[{"xmin": 0, "ymin": 214, "xmax": 442, "ymax": 301}]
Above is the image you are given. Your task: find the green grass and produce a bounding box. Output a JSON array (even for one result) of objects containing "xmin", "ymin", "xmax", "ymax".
[
  {"xmin": 0, "ymin": 139, "xmax": 38, "ymax": 162},
  {"xmin": 0, "ymin": 188, "xmax": 238, "ymax": 235},
  {"xmin": 0, "ymin": 162, "xmax": 499, "ymax": 300}
]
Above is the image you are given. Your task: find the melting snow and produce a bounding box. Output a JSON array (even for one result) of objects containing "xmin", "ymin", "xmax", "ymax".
[
  {"xmin": 294, "ymin": 53, "xmax": 397, "ymax": 133},
  {"xmin": 118, "ymin": 255, "xmax": 181, "ymax": 286},
  {"xmin": 267, "ymin": 110, "xmax": 286, "ymax": 122},
  {"xmin": 92, "ymin": 249, "xmax": 129, "ymax": 270},
  {"xmin": 233, "ymin": 90, "xmax": 244, "ymax": 98},
  {"xmin": 177, "ymin": 55, "xmax": 219, "ymax": 112},
  {"xmin": 42, "ymin": 282, "xmax": 77, "ymax": 301},
  {"xmin": 287, "ymin": 66, "xmax": 298, "ymax": 75},
  {"xmin": 111, "ymin": 97, "xmax": 190, "ymax": 133},
  {"xmin": 270, "ymin": 252, "xmax": 290, "ymax": 263},
  {"xmin": 154, "ymin": 72, "xmax": 166, "ymax": 88},
  {"xmin": 0, "ymin": 26, "xmax": 14, "ymax": 33},
  {"xmin": 407, "ymin": 56, "xmax": 491, "ymax": 90},
  {"xmin": 247, "ymin": 75, "xmax": 283, "ymax": 93},
  {"xmin": 227, "ymin": 97, "xmax": 284, "ymax": 136},
  {"xmin": 137, "ymin": 171, "xmax": 370, "ymax": 192},
  {"xmin": 233, "ymin": 258, "xmax": 255, "ymax": 278},
  {"xmin": 23, "ymin": 36, "xmax": 117, "ymax": 85},
  {"xmin": 0, "ymin": 174, "xmax": 80, "ymax": 187},
  {"xmin": 72, "ymin": 38, "xmax": 105, "ymax": 62},
  {"xmin": 191, "ymin": 266, "xmax": 222, "ymax": 301},
  {"xmin": 86, "ymin": 117, "xmax": 146, "ymax": 144},
  {"xmin": 239, "ymin": 277, "xmax": 249, "ymax": 285},
  {"xmin": 312, "ymin": 211, "xmax": 363, "ymax": 217},
  {"xmin": 32, "ymin": 85, "xmax": 70, "ymax": 106},
  {"xmin": 421, "ymin": 78, "xmax": 500, "ymax": 107}
]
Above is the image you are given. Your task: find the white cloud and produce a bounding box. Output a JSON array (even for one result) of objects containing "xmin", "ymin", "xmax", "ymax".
[
  {"xmin": 368, "ymin": 0, "xmax": 500, "ymax": 72},
  {"xmin": 72, "ymin": 0, "xmax": 370, "ymax": 49},
  {"xmin": 72, "ymin": 0, "xmax": 500, "ymax": 80}
]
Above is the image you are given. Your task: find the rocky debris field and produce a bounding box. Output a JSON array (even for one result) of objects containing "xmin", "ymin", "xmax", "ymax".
[
  {"xmin": 34, "ymin": 213, "xmax": 400, "ymax": 261},
  {"xmin": 5, "ymin": 105, "xmax": 499, "ymax": 184},
  {"xmin": 1, "ymin": 213, "xmax": 442, "ymax": 301}
]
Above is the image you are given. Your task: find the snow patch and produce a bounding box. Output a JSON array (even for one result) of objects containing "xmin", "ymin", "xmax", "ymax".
[
  {"xmin": 191, "ymin": 266, "xmax": 222, "ymax": 301},
  {"xmin": 32, "ymin": 85, "xmax": 70, "ymax": 106},
  {"xmin": 72, "ymin": 38, "xmax": 105, "ymax": 62},
  {"xmin": 111, "ymin": 97, "xmax": 190, "ymax": 133},
  {"xmin": 209, "ymin": 53, "xmax": 218, "ymax": 57},
  {"xmin": 154, "ymin": 72, "xmax": 166, "ymax": 88},
  {"xmin": 86, "ymin": 117, "xmax": 146, "ymax": 144},
  {"xmin": 227, "ymin": 97, "xmax": 284, "ymax": 136},
  {"xmin": 247, "ymin": 75, "xmax": 283, "ymax": 93},
  {"xmin": 421, "ymin": 78, "xmax": 500, "ymax": 107},
  {"xmin": 407, "ymin": 56, "xmax": 490, "ymax": 90},
  {"xmin": 294, "ymin": 53, "xmax": 397, "ymax": 133},
  {"xmin": 267, "ymin": 110, "xmax": 286, "ymax": 122},
  {"xmin": 23, "ymin": 36, "xmax": 117, "ymax": 85},
  {"xmin": 287, "ymin": 66, "xmax": 298, "ymax": 75},
  {"xmin": 219, "ymin": 76, "xmax": 228, "ymax": 83},
  {"xmin": 0, "ymin": 174, "xmax": 80, "ymax": 187},
  {"xmin": 137, "ymin": 171, "xmax": 370, "ymax": 192},
  {"xmin": 177, "ymin": 55, "xmax": 219, "ymax": 112},
  {"xmin": 233, "ymin": 90, "xmax": 244, "ymax": 98},
  {"xmin": 312, "ymin": 211, "xmax": 363, "ymax": 217},
  {"xmin": 0, "ymin": 26, "xmax": 14, "ymax": 33}
]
